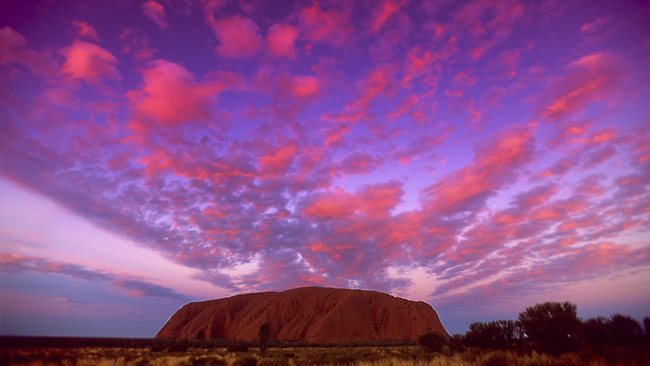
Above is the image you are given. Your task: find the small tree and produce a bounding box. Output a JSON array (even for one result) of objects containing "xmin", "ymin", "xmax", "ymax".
[
  {"xmin": 464, "ymin": 320, "xmax": 521, "ymax": 349},
  {"xmin": 582, "ymin": 316, "xmax": 609, "ymax": 348},
  {"xmin": 258, "ymin": 322, "xmax": 270, "ymax": 355},
  {"xmin": 448, "ymin": 334, "xmax": 466, "ymax": 352},
  {"xmin": 418, "ymin": 331, "xmax": 447, "ymax": 352},
  {"xmin": 518, "ymin": 302, "xmax": 581, "ymax": 354},
  {"xmin": 609, "ymin": 314, "xmax": 643, "ymax": 346}
]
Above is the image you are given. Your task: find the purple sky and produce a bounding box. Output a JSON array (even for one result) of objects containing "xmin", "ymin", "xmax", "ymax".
[{"xmin": 1, "ymin": 0, "xmax": 649, "ymax": 337}]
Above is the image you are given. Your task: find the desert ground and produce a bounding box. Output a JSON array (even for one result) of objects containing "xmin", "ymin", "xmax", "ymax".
[{"xmin": 2, "ymin": 338, "xmax": 647, "ymax": 366}]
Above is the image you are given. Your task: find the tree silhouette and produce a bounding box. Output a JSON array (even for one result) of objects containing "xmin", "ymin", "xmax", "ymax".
[
  {"xmin": 464, "ymin": 320, "xmax": 520, "ymax": 349},
  {"xmin": 582, "ymin": 316, "xmax": 609, "ymax": 348},
  {"xmin": 518, "ymin": 302, "xmax": 581, "ymax": 354},
  {"xmin": 418, "ymin": 331, "xmax": 447, "ymax": 352},
  {"xmin": 258, "ymin": 322, "xmax": 270, "ymax": 355},
  {"xmin": 609, "ymin": 314, "xmax": 643, "ymax": 346}
]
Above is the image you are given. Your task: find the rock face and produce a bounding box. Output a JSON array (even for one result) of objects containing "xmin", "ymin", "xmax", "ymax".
[{"xmin": 157, "ymin": 287, "xmax": 448, "ymax": 343}]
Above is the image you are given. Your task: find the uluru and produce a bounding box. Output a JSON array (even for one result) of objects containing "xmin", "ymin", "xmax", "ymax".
[{"xmin": 157, "ymin": 287, "xmax": 448, "ymax": 343}]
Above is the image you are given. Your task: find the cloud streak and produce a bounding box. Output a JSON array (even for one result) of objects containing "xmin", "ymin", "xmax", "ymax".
[{"xmin": 0, "ymin": 253, "xmax": 192, "ymax": 302}]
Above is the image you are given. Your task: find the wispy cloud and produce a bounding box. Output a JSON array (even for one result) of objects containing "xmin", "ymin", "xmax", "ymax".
[{"xmin": 0, "ymin": 253, "xmax": 192, "ymax": 302}]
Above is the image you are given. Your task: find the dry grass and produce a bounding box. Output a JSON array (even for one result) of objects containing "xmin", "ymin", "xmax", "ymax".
[{"xmin": 0, "ymin": 345, "xmax": 642, "ymax": 366}]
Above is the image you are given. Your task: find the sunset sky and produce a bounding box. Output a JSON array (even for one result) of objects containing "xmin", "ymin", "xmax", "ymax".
[{"xmin": 1, "ymin": 0, "xmax": 649, "ymax": 337}]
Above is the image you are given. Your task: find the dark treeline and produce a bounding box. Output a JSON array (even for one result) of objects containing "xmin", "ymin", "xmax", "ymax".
[{"xmin": 420, "ymin": 301, "xmax": 649, "ymax": 360}]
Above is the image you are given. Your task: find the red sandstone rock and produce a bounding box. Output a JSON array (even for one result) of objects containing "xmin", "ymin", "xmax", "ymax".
[{"xmin": 156, "ymin": 287, "xmax": 448, "ymax": 343}]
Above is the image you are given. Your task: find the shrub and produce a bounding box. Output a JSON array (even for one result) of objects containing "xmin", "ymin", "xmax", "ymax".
[
  {"xmin": 191, "ymin": 358, "xmax": 228, "ymax": 366},
  {"xmin": 133, "ymin": 359, "xmax": 152, "ymax": 366},
  {"xmin": 582, "ymin": 316, "xmax": 610, "ymax": 348},
  {"xmin": 518, "ymin": 302, "xmax": 581, "ymax": 354},
  {"xmin": 464, "ymin": 320, "xmax": 521, "ymax": 349},
  {"xmin": 609, "ymin": 314, "xmax": 643, "ymax": 346},
  {"xmin": 233, "ymin": 356, "xmax": 258, "ymax": 366},
  {"xmin": 418, "ymin": 331, "xmax": 447, "ymax": 352},
  {"xmin": 167, "ymin": 339, "xmax": 189, "ymax": 352},
  {"xmin": 329, "ymin": 355, "xmax": 356, "ymax": 365},
  {"xmin": 582, "ymin": 314, "xmax": 644, "ymax": 348},
  {"xmin": 149, "ymin": 338, "xmax": 189, "ymax": 352},
  {"xmin": 445, "ymin": 334, "xmax": 465, "ymax": 352},
  {"xmin": 257, "ymin": 357, "xmax": 289, "ymax": 366},
  {"xmin": 227, "ymin": 342, "xmax": 250, "ymax": 353},
  {"xmin": 149, "ymin": 339, "xmax": 170, "ymax": 352}
]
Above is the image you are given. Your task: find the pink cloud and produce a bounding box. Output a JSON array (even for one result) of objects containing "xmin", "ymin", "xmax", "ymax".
[
  {"xmin": 452, "ymin": 0, "xmax": 524, "ymax": 60},
  {"xmin": 119, "ymin": 29, "xmax": 158, "ymax": 62},
  {"xmin": 401, "ymin": 46, "xmax": 435, "ymax": 88},
  {"xmin": 42, "ymin": 87, "xmax": 80, "ymax": 108},
  {"xmin": 543, "ymin": 52, "xmax": 624, "ymax": 121},
  {"xmin": 582, "ymin": 146, "xmax": 616, "ymax": 168},
  {"xmin": 445, "ymin": 182, "xmax": 595, "ymax": 263},
  {"xmin": 423, "ymin": 126, "xmax": 535, "ymax": 214},
  {"xmin": 540, "ymin": 156, "xmax": 577, "ymax": 178},
  {"xmin": 356, "ymin": 181, "xmax": 403, "ymax": 217},
  {"xmin": 324, "ymin": 65, "xmax": 395, "ymax": 122},
  {"xmin": 267, "ymin": 24, "xmax": 298, "ymax": 59},
  {"xmin": 573, "ymin": 176, "xmax": 606, "ymax": 197},
  {"xmin": 495, "ymin": 49, "xmax": 520, "ymax": 78},
  {"xmin": 71, "ymin": 21, "xmax": 99, "ymax": 41},
  {"xmin": 290, "ymin": 75, "xmax": 320, "ymax": 98},
  {"xmin": 436, "ymin": 242, "xmax": 650, "ymax": 309},
  {"xmin": 581, "ymin": 16, "xmax": 610, "ymax": 34},
  {"xmin": 451, "ymin": 71, "xmax": 478, "ymax": 87},
  {"xmin": 258, "ymin": 144, "xmax": 297, "ymax": 176},
  {"xmin": 303, "ymin": 181, "xmax": 402, "ymax": 222},
  {"xmin": 128, "ymin": 60, "xmax": 230, "ymax": 127},
  {"xmin": 532, "ymin": 207, "xmax": 561, "ymax": 221},
  {"xmin": 308, "ymin": 242, "xmax": 354, "ymax": 262},
  {"xmin": 586, "ymin": 129, "xmax": 616, "ymax": 145},
  {"xmin": 514, "ymin": 183, "xmax": 557, "ymax": 208},
  {"xmin": 629, "ymin": 128, "xmax": 650, "ymax": 166},
  {"xmin": 324, "ymin": 124, "xmax": 351, "ymax": 147},
  {"xmin": 370, "ymin": 0, "xmax": 404, "ymax": 33},
  {"xmin": 387, "ymin": 95, "xmax": 419, "ymax": 121},
  {"xmin": 386, "ymin": 212, "xmax": 426, "ymax": 250},
  {"xmin": 390, "ymin": 129, "xmax": 451, "ymax": 164},
  {"xmin": 209, "ymin": 15, "xmax": 262, "ymax": 59},
  {"xmin": 142, "ymin": 0, "xmax": 168, "ymax": 29},
  {"xmin": 304, "ymin": 190, "xmax": 356, "ymax": 219},
  {"xmin": 61, "ymin": 41, "xmax": 120, "ymax": 83},
  {"xmin": 139, "ymin": 148, "xmax": 173, "ymax": 176},
  {"xmin": 299, "ymin": 3, "xmax": 353, "ymax": 46},
  {"xmin": 337, "ymin": 153, "xmax": 378, "ymax": 174},
  {"xmin": 549, "ymin": 122, "xmax": 591, "ymax": 146},
  {"xmin": 0, "ymin": 27, "xmax": 54, "ymax": 76}
]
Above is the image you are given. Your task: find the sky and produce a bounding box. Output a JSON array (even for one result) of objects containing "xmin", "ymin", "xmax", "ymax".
[{"xmin": 0, "ymin": 0, "xmax": 649, "ymax": 337}]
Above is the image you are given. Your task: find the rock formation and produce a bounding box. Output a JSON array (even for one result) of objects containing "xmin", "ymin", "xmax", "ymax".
[{"xmin": 157, "ymin": 287, "xmax": 448, "ymax": 343}]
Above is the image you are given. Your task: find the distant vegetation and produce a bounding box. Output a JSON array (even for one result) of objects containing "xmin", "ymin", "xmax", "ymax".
[
  {"xmin": 426, "ymin": 301, "xmax": 650, "ymax": 365},
  {"xmin": 417, "ymin": 331, "xmax": 447, "ymax": 352},
  {"xmin": 450, "ymin": 302, "xmax": 647, "ymax": 353},
  {"xmin": 1, "ymin": 301, "xmax": 648, "ymax": 365}
]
